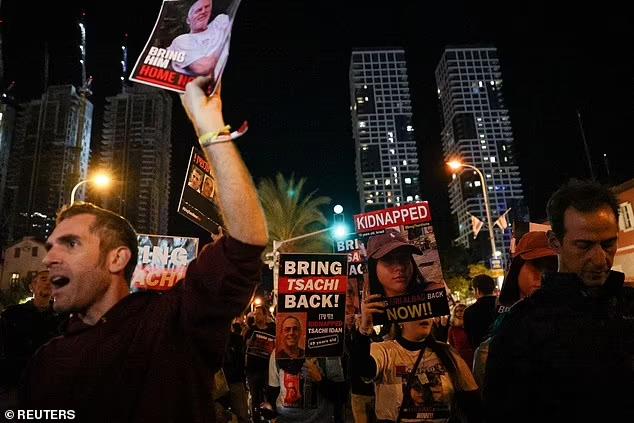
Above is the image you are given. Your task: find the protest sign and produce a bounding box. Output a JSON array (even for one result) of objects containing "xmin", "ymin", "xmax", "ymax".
[
  {"xmin": 246, "ymin": 331, "xmax": 276, "ymax": 359},
  {"xmin": 178, "ymin": 147, "xmax": 223, "ymax": 234},
  {"xmin": 131, "ymin": 234, "xmax": 199, "ymax": 291},
  {"xmin": 354, "ymin": 202, "xmax": 450, "ymax": 323},
  {"xmin": 277, "ymin": 253, "xmax": 348, "ymax": 358},
  {"xmin": 333, "ymin": 235, "xmax": 365, "ymax": 330},
  {"xmin": 130, "ymin": 0, "xmax": 242, "ymax": 94}
]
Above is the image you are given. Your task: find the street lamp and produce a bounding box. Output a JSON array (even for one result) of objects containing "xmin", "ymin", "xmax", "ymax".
[
  {"xmin": 70, "ymin": 173, "xmax": 112, "ymax": 205},
  {"xmin": 447, "ymin": 160, "xmax": 497, "ymax": 259}
]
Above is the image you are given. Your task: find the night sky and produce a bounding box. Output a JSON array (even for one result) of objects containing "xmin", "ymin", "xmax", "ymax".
[{"xmin": 2, "ymin": 1, "xmax": 632, "ymax": 248}]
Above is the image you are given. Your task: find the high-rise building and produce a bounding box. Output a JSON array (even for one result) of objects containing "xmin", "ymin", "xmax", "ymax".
[
  {"xmin": 98, "ymin": 84, "xmax": 172, "ymax": 234},
  {"xmin": 0, "ymin": 101, "xmax": 16, "ymax": 232},
  {"xmin": 349, "ymin": 48, "xmax": 421, "ymax": 212},
  {"xmin": 6, "ymin": 85, "xmax": 93, "ymax": 241},
  {"xmin": 435, "ymin": 46, "xmax": 523, "ymax": 261}
]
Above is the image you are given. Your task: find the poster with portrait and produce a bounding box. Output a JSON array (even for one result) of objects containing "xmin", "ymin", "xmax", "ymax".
[
  {"xmin": 131, "ymin": 234, "xmax": 199, "ymax": 292},
  {"xmin": 130, "ymin": 0, "xmax": 243, "ymax": 94},
  {"xmin": 276, "ymin": 253, "xmax": 348, "ymax": 358},
  {"xmin": 178, "ymin": 147, "xmax": 224, "ymax": 234},
  {"xmin": 354, "ymin": 202, "xmax": 450, "ymax": 324}
]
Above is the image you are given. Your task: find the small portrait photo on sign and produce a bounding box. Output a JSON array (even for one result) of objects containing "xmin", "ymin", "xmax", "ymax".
[
  {"xmin": 201, "ymin": 174, "xmax": 216, "ymax": 200},
  {"xmin": 187, "ymin": 165, "xmax": 204, "ymax": 193},
  {"xmin": 276, "ymin": 312, "xmax": 307, "ymax": 360}
]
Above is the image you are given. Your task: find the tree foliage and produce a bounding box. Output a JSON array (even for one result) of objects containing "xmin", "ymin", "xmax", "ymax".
[{"xmin": 257, "ymin": 173, "xmax": 331, "ymax": 255}]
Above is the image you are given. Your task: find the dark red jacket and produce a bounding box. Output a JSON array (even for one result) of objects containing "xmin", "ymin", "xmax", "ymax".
[{"xmin": 20, "ymin": 237, "xmax": 263, "ymax": 423}]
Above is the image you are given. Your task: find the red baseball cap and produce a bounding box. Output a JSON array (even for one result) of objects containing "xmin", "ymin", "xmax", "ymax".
[
  {"xmin": 514, "ymin": 231, "xmax": 557, "ymax": 261},
  {"xmin": 366, "ymin": 229, "xmax": 422, "ymax": 259}
]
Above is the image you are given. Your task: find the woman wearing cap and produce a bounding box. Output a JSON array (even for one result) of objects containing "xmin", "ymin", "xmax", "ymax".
[
  {"xmin": 497, "ymin": 231, "xmax": 558, "ymax": 311},
  {"xmin": 365, "ymin": 229, "xmax": 426, "ymax": 299},
  {"xmin": 472, "ymin": 231, "xmax": 557, "ymax": 387}
]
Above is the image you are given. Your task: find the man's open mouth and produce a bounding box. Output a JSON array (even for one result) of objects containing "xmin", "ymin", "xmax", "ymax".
[{"xmin": 51, "ymin": 276, "xmax": 70, "ymax": 288}]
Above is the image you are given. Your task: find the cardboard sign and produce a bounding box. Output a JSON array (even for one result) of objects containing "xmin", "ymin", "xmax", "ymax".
[
  {"xmin": 178, "ymin": 147, "xmax": 223, "ymax": 234},
  {"xmin": 131, "ymin": 234, "xmax": 199, "ymax": 291},
  {"xmin": 130, "ymin": 0, "xmax": 242, "ymax": 94},
  {"xmin": 354, "ymin": 202, "xmax": 451, "ymax": 322},
  {"xmin": 277, "ymin": 254, "xmax": 348, "ymax": 358}
]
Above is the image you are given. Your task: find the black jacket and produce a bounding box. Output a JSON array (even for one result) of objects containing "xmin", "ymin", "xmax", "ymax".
[
  {"xmin": 463, "ymin": 295, "xmax": 497, "ymax": 348},
  {"xmin": 483, "ymin": 271, "xmax": 634, "ymax": 422}
]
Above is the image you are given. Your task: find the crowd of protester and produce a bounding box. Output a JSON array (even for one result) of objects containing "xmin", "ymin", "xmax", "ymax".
[{"xmin": 0, "ymin": 76, "xmax": 632, "ymax": 422}]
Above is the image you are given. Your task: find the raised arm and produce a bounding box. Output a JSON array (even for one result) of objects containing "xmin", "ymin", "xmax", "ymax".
[{"xmin": 181, "ymin": 77, "xmax": 268, "ymax": 246}]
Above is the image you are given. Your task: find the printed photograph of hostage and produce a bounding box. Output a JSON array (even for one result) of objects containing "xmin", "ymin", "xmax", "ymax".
[
  {"xmin": 201, "ymin": 174, "xmax": 216, "ymax": 200},
  {"xmin": 276, "ymin": 313, "xmax": 306, "ymax": 360},
  {"xmin": 130, "ymin": 0, "xmax": 241, "ymax": 93},
  {"xmin": 187, "ymin": 165, "xmax": 204, "ymax": 192},
  {"xmin": 168, "ymin": 0, "xmax": 232, "ymax": 79},
  {"xmin": 363, "ymin": 229, "xmax": 449, "ymax": 325}
]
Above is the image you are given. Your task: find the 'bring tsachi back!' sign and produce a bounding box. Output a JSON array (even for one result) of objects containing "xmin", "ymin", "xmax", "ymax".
[{"xmin": 277, "ymin": 254, "xmax": 348, "ymax": 358}]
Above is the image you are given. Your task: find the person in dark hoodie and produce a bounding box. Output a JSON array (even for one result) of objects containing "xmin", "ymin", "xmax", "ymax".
[
  {"xmin": 463, "ymin": 274, "xmax": 497, "ymax": 348},
  {"xmin": 483, "ymin": 179, "xmax": 634, "ymax": 422}
]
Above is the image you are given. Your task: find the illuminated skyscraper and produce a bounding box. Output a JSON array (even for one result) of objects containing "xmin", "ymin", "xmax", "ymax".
[
  {"xmin": 349, "ymin": 48, "xmax": 421, "ymax": 212},
  {"xmin": 98, "ymin": 84, "xmax": 172, "ymax": 234},
  {"xmin": 6, "ymin": 85, "xmax": 93, "ymax": 240},
  {"xmin": 435, "ymin": 46, "xmax": 523, "ymax": 261}
]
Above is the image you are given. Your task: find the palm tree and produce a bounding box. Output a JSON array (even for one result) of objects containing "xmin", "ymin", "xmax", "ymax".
[{"xmin": 257, "ymin": 173, "xmax": 332, "ymax": 254}]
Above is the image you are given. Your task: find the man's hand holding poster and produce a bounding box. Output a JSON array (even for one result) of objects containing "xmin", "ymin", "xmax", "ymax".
[
  {"xmin": 354, "ymin": 202, "xmax": 450, "ymax": 324},
  {"xmin": 130, "ymin": 0, "xmax": 242, "ymax": 94},
  {"xmin": 276, "ymin": 254, "xmax": 348, "ymax": 358}
]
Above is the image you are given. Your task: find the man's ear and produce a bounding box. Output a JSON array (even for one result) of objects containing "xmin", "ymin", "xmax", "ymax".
[
  {"xmin": 547, "ymin": 230, "xmax": 562, "ymax": 253},
  {"xmin": 107, "ymin": 247, "xmax": 132, "ymax": 275}
]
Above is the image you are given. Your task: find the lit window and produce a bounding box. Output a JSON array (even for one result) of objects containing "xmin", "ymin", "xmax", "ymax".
[
  {"xmin": 415, "ymin": 195, "xmax": 420, "ymax": 200},
  {"xmin": 359, "ymin": 122, "xmax": 366, "ymax": 128},
  {"xmin": 481, "ymin": 140, "xmax": 486, "ymax": 144},
  {"xmin": 406, "ymin": 196, "xmax": 414, "ymax": 201},
  {"xmin": 478, "ymin": 81, "xmax": 483, "ymax": 87},
  {"xmin": 474, "ymin": 181, "xmax": 481, "ymax": 187},
  {"xmin": 486, "ymin": 174, "xmax": 491, "ymax": 178},
  {"xmin": 366, "ymin": 199, "xmax": 374, "ymax": 204},
  {"xmin": 502, "ymin": 145, "xmax": 506, "ymax": 151},
  {"xmin": 392, "ymin": 166, "xmax": 397, "ymax": 171},
  {"xmin": 406, "ymin": 125, "xmax": 414, "ymax": 132},
  {"xmin": 490, "ymin": 157, "xmax": 496, "ymax": 163},
  {"xmin": 385, "ymin": 179, "xmax": 391, "ymax": 186},
  {"xmin": 402, "ymin": 160, "xmax": 407, "ymax": 165},
  {"xmin": 390, "ymin": 149, "xmax": 395, "ymax": 154},
  {"xmin": 374, "ymin": 179, "xmax": 378, "ymax": 185},
  {"xmin": 484, "ymin": 157, "xmax": 489, "ymax": 161},
  {"xmin": 405, "ymin": 178, "xmax": 412, "ymax": 184},
  {"xmin": 482, "ymin": 146, "xmax": 487, "ymax": 149},
  {"xmin": 480, "ymin": 134, "xmax": 484, "ymax": 138}
]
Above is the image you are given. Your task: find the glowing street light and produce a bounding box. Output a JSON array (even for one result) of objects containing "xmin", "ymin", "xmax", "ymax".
[
  {"xmin": 447, "ymin": 160, "xmax": 497, "ymax": 259},
  {"xmin": 70, "ymin": 173, "xmax": 112, "ymax": 205}
]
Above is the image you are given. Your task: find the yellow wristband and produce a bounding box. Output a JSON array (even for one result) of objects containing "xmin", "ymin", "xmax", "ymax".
[{"xmin": 198, "ymin": 125, "xmax": 231, "ymax": 147}]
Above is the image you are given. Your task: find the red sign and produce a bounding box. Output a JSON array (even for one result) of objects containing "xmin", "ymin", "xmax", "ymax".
[{"xmin": 354, "ymin": 202, "xmax": 432, "ymax": 233}]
